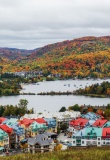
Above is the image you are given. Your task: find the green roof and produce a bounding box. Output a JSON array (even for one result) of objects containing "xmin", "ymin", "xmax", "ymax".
[
  {"xmin": 85, "ymin": 127, "xmax": 102, "ymax": 137},
  {"xmin": 103, "ymin": 121, "xmax": 110, "ymax": 127},
  {"xmin": 0, "ymin": 129, "xmax": 8, "ymax": 141},
  {"xmin": 0, "ymin": 146, "xmax": 4, "ymax": 151},
  {"xmin": 30, "ymin": 122, "xmax": 48, "ymax": 132},
  {"xmin": 5, "ymin": 118, "xmax": 18, "ymax": 126}
]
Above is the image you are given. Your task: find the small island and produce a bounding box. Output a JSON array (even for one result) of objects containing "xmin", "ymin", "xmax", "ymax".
[
  {"xmin": 75, "ymin": 81, "xmax": 110, "ymax": 98},
  {"xmin": 37, "ymin": 81, "xmax": 110, "ymax": 98}
]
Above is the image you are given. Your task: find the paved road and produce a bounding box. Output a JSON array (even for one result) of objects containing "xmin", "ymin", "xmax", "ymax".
[{"xmin": 58, "ymin": 133, "xmax": 72, "ymax": 143}]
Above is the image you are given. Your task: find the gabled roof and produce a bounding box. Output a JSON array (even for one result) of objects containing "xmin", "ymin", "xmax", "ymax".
[
  {"xmin": 35, "ymin": 118, "xmax": 46, "ymax": 124},
  {"xmin": 0, "ymin": 124, "xmax": 13, "ymax": 134},
  {"xmin": 11, "ymin": 123, "xmax": 24, "ymax": 135},
  {"xmin": 81, "ymin": 112, "xmax": 101, "ymax": 120},
  {"xmin": 70, "ymin": 118, "xmax": 89, "ymax": 127},
  {"xmin": 30, "ymin": 122, "xmax": 48, "ymax": 132},
  {"xmin": 0, "ymin": 117, "xmax": 7, "ymax": 124},
  {"xmin": 103, "ymin": 121, "xmax": 110, "ymax": 128},
  {"xmin": 3, "ymin": 118, "xmax": 18, "ymax": 127},
  {"xmin": 85, "ymin": 127, "xmax": 102, "ymax": 137},
  {"xmin": 85, "ymin": 120, "xmax": 95, "ymax": 127},
  {"xmin": 92, "ymin": 119, "xmax": 107, "ymax": 127},
  {"xmin": 20, "ymin": 118, "xmax": 35, "ymax": 127},
  {"xmin": 73, "ymin": 128, "xmax": 86, "ymax": 137},
  {"xmin": 28, "ymin": 133, "xmax": 52, "ymax": 146},
  {"xmin": 102, "ymin": 128, "xmax": 110, "ymax": 137},
  {"xmin": 44, "ymin": 132, "xmax": 58, "ymax": 137},
  {"xmin": 0, "ymin": 129, "xmax": 8, "ymax": 138}
]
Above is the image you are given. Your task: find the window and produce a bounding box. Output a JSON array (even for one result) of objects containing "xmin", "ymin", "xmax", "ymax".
[
  {"xmin": 44, "ymin": 145, "xmax": 49, "ymax": 148},
  {"xmin": 98, "ymin": 142, "xmax": 100, "ymax": 145},
  {"xmin": 82, "ymin": 141, "xmax": 84, "ymax": 144},
  {"xmin": 73, "ymin": 141, "xmax": 75, "ymax": 144},
  {"xmin": 35, "ymin": 145, "xmax": 41, "ymax": 148},
  {"xmin": 98, "ymin": 138, "xmax": 100, "ymax": 140}
]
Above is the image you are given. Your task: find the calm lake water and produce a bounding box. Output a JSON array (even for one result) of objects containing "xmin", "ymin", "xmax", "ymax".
[{"xmin": 0, "ymin": 79, "xmax": 110, "ymax": 112}]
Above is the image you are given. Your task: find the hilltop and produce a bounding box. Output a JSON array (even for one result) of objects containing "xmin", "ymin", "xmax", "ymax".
[{"xmin": 0, "ymin": 36, "xmax": 110, "ymax": 78}]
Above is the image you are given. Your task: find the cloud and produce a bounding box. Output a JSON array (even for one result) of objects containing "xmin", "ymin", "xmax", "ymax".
[{"xmin": 0, "ymin": 0, "xmax": 110, "ymax": 49}]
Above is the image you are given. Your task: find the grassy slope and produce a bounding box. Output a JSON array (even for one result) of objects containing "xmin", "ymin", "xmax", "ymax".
[{"xmin": 1, "ymin": 147, "xmax": 110, "ymax": 160}]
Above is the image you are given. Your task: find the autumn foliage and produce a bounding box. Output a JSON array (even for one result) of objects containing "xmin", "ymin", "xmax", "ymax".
[{"xmin": 0, "ymin": 36, "xmax": 110, "ymax": 79}]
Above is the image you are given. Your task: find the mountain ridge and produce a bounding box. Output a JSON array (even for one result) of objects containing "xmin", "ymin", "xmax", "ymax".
[{"xmin": 0, "ymin": 36, "xmax": 110, "ymax": 79}]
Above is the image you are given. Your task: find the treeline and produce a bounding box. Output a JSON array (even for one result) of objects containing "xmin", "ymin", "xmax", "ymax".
[
  {"xmin": 37, "ymin": 91, "xmax": 75, "ymax": 95},
  {"xmin": 1, "ymin": 72, "xmax": 42, "ymax": 84},
  {"xmin": 0, "ymin": 80, "xmax": 22, "ymax": 96},
  {"xmin": 76, "ymin": 81, "xmax": 110, "ymax": 97},
  {"xmin": 59, "ymin": 104, "xmax": 110, "ymax": 118},
  {"xmin": 0, "ymin": 99, "xmax": 34, "ymax": 116}
]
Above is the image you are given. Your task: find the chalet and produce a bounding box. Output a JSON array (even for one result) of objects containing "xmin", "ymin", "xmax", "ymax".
[
  {"xmin": 28, "ymin": 132, "xmax": 56, "ymax": 153},
  {"xmin": 11, "ymin": 123, "xmax": 25, "ymax": 143},
  {"xmin": 102, "ymin": 128, "xmax": 110, "ymax": 145},
  {"xmin": 19, "ymin": 118, "xmax": 35, "ymax": 137},
  {"xmin": 44, "ymin": 118, "xmax": 56, "ymax": 132},
  {"xmin": 72, "ymin": 127, "xmax": 102, "ymax": 147},
  {"xmin": 69, "ymin": 118, "xmax": 89, "ymax": 133},
  {"xmin": 0, "ymin": 129, "xmax": 9, "ymax": 149},
  {"xmin": 29, "ymin": 122, "xmax": 48, "ymax": 137},
  {"xmin": 72, "ymin": 127, "xmax": 110, "ymax": 147},
  {"xmin": 0, "ymin": 124, "xmax": 16, "ymax": 149}
]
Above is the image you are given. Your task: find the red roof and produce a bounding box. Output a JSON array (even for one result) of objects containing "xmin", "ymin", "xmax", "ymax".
[
  {"xmin": 102, "ymin": 128, "xmax": 110, "ymax": 137},
  {"xmin": 20, "ymin": 118, "xmax": 35, "ymax": 127},
  {"xmin": 35, "ymin": 118, "xmax": 46, "ymax": 124},
  {"xmin": 0, "ymin": 117, "xmax": 7, "ymax": 124},
  {"xmin": 92, "ymin": 119, "xmax": 107, "ymax": 127},
  {"xmin": 70, "ymin": 118, "xmax": 89, "ymax": 127},
  {"xmin": 0, "ymin": 124, "xmax": 13, "ymax": 134}
]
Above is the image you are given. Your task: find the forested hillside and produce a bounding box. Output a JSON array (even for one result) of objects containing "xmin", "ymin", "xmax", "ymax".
[
  {"xmin": 76, "ymin": 81, "xmax": 110, "ymax": 97},
  {"xmin": 0, "ymin": 36, "xmax": 110, "ymax": 79}
]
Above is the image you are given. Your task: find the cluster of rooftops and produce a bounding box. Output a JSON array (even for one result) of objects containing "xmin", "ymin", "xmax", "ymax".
[
  {"xmin": 1, "ymin": 111, "xmax": 110, "ymax": 150},
  {"xmin": 69, "ymin": 112, "xmax": 110, "ymax": 140}
]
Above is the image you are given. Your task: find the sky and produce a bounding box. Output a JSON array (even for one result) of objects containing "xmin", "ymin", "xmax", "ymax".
[{"xmin": 0, "ymin": 0, "xmax": 110, "ymax": 49}]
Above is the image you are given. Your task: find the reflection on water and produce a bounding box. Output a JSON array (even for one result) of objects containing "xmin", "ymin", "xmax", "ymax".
[{"xmin": 0, "ymin": 79, "xmax": 110, "ymax": 112}]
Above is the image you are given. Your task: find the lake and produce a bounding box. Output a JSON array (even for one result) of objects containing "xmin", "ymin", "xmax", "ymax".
[{"xmin": 0, "ymin": 79, "xmax": 110, "ymax": 112}]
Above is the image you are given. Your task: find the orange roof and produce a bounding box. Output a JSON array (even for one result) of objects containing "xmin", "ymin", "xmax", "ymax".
[{"xmin": 0, "ymin": 124, "xmax": 13, "ymax": 134}]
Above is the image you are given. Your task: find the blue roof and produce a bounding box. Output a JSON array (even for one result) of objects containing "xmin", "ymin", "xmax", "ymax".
[
  {"xmin": 82, "ymin": 112, "xmax": 101, "ymax": 120},
  {"xmin": 85, "ymin": 120, "xmax": 95, "ymax": 127},
  {"xmin": 11, "ymin": 123, "xmax": 24, "ymax": 135},
  {"xmin": 73, "ymin": 128, "xmax": 86, "ymax": 137},
  {"xmin": 44, "ymin": 118, "xmax": 56, "ymax": 128}
]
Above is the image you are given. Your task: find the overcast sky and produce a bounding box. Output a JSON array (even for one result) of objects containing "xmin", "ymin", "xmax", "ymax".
[{"xmin": 0, "ymin": 0, "xmax": 110, "ymax": 49}]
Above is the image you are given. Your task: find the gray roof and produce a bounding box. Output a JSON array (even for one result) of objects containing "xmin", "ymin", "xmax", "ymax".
[
  {"xmin": 28, "ymin": 133, "xmax": 53, "ymax": 146},
  {"xmin": 44, "ymin": 132, "xmax": 58, "ymax": 136}
]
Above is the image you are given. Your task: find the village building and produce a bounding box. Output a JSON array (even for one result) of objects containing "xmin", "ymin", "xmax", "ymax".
[{"xmin": 28, "ymin": 132, "xmax": 57, "ymax": 153}]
